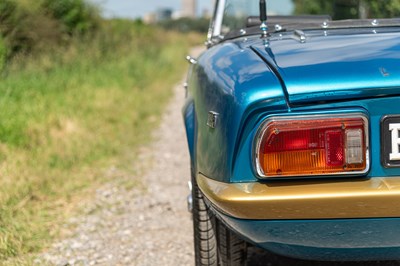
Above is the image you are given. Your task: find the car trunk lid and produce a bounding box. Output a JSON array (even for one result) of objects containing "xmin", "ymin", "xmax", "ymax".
[{"xmin": 251, "ymin": 29, "xmax": 400, "ymax": 105}]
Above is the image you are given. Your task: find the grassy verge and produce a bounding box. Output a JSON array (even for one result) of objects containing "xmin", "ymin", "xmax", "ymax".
[{"xmin": 0, "ymin": 19, "xmax": 201, "ymax": 264}]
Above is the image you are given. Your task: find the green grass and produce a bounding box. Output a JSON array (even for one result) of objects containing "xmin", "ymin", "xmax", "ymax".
[{"xmin": 0, "ymin": 20, "xmax": 201, "ymax": 263}]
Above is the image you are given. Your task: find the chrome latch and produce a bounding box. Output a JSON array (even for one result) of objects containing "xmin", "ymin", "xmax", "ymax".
[{"xmin": 186, "ymin": 55, "xmax": 197, "ymax": 65}]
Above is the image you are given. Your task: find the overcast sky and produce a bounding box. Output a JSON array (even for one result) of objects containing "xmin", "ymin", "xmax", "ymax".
[{"xmin": 91, "ymin": 0, "xmax": 294, "ymax": 19}]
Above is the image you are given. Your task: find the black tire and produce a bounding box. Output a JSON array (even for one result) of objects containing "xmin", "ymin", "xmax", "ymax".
[
  {"xmin": 193, "ymin": 178, "xmax": 218, "ymax": 266},
  {"xmin": 216, "ymin": 217, "xmax": 248, "ymax": 266},
  {"xmin": 192, "ymin": 177, "xmax": 248, "ymax": 266}
]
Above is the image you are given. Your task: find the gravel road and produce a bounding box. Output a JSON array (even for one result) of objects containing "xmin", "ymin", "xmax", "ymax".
[
  {"xmin": 38, "ymin": 61, "xmax": 195, "ymax": 266},
  {"xmin": 37, "ymin": 47, "xmax": 400, "ymax": 266}
]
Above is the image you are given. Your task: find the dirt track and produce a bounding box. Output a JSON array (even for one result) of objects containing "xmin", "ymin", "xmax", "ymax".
[{"xmin": 38, "ymin": 52, "xmax": 198, "ymax": 266}]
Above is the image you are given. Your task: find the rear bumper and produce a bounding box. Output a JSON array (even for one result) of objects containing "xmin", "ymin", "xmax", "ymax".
[
  {"xmin": 219, "ymin": 213, "xmax": 400, "ymax": 261},
  {"xmin": 197, "ymin": 173, "xmax": 400, "ymax": 261},
  {"xmin": 197, "ymin": 173, "xmax": 400, "ymax": 219}
]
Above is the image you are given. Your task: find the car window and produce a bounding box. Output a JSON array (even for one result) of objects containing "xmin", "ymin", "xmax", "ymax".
[
  {"xmin": 210, "ymin": 0, "xmax": 291, "ymax": 40},
  {"xmin": 208, "ymin": 0, "xmax": 400, "ymax": 43},
  {"xmin": 221, "ymin": 0, "xmax": 258, "ymax": 35}
]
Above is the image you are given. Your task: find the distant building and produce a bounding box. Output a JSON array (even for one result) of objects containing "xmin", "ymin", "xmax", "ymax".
[
  {"xmin": 143, "ymin": 13, "xmax": 156, "ymax": 24},
  {"xmin": 202, "ymin": 8, "xmax": 211, "ymax": 19},
  {"xmin": 172, "ymin": 11, "xmax": 182, "ymax": 20},
  {"xmin": 155, "ymin": 8, "xmax": 173, "ymax": 22},
  {"xmin": 182, "ymin": 0, "xmax": 196, "ymax": 18}
]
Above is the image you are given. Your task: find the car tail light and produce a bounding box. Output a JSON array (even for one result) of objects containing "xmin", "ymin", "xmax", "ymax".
[{"xmin": 255, "ymin": 114, "xmax": 369, "ymax": 178}]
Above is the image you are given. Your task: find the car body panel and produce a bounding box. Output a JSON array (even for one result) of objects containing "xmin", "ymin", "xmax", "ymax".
[
  {"xmin": 185, "ymin": 41, "xmax": 288, "ymax": 182},
  {"xmin": 218, "ymin": 212, "xmax": 400, "ymax": 261},
  {"xmin": 183, "ymin": 6, "xmax": 400, "ymax": 260},
  {"xmin": 251, "ymin": 28, "xmax": 400, "ymax": 105},
  {"xmin": 182, "ymin": 100, "xmax": 196, "ymax": 164},
  {"xmin": 232, "ymin": 95, "xmax": 400, "ymax": 184},
  {"xmin": 198, "ymin": 173, "xmax": 400, "ymax": 220}
]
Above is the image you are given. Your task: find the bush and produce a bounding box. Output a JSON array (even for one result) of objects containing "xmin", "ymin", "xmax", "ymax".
[
  {"xmin": 0, "ymin": 0, "xmax": 17, "ymax": 36},
  {"xmin": 41, "ymin": 0, "xmax": 100, "ymax": 35},
  {"xmin": 0, "ymin": 0, "xmax": 102, "ymax": 63},
  {"xmin": 159, "ymin": 17, "xmax": 209, "ymax": 33},
  {"xmin": 0, "ymin": 36, "xmax": 7, "ymax": 70},
  {"xmin": 0, "ymin": 0, "xmax": 61, "ymax": 57},
  {"xmin": 0, "ymin": 0, "xmax": 22, "ymax": 54}
]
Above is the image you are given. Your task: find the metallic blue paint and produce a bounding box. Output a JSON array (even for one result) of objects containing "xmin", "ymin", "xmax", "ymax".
[
  {"xmin": 185, "ymin": 28, "xmax": 400, "ymax": 183},
  {"xmin": 219, "ymin": 212, "xmax": 400, "ymax": 261},
  {"xmin": 183, "ymin": 26, "xmax": 400, "ymax": 261},
  {"xmin": 188, "ymin": 41, "xmax": 288, "ymax": 182},
  {"xmin": 182, "ymin": 100, "xmax": 196, "ymax": 164},
  {"xmin": 252, "ymin": 28, "xmax": 400, "ymax": 105}
]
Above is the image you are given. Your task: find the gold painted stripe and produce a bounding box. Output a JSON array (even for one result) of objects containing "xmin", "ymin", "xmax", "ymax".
[{"xmin": 197, "ymin": 173, "xmax": 400, "ymax": 220}]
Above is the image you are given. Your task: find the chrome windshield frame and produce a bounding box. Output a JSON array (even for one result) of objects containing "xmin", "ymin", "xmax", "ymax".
[{"xmin": 207, "ymin": 0, "xmax": 226, "ymax": 46}]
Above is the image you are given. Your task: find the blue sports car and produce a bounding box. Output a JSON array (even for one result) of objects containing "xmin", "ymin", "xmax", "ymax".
[{"xmin": 183, "ymin": 0, "xmax": 400, "ymax": 264}]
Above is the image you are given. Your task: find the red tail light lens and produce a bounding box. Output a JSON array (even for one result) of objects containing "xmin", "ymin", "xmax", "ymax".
[{"xmin": 255, "ymin": 114, "xmax": 369, "ymax": 178}]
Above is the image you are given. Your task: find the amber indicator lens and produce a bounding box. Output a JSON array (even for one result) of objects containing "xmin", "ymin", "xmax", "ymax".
[{"xmin": 256, "ymin": 116, "xmax": 367, "ymax": 177}]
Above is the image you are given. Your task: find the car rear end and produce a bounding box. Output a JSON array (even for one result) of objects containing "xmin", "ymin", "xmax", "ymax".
[{"xmin": 195, "ymin": 28, "xmax": 400, "ymax": 262}]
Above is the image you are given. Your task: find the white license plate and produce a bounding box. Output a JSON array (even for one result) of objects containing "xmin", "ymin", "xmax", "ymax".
[{"xmin": 381, "ymin": 115, "xmax": 400, "ymax": 168}]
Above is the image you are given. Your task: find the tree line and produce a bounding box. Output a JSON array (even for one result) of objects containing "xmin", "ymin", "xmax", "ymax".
[{"xmin": 293, "ymin": 0, "xmax": 400, "ymax": 19}]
